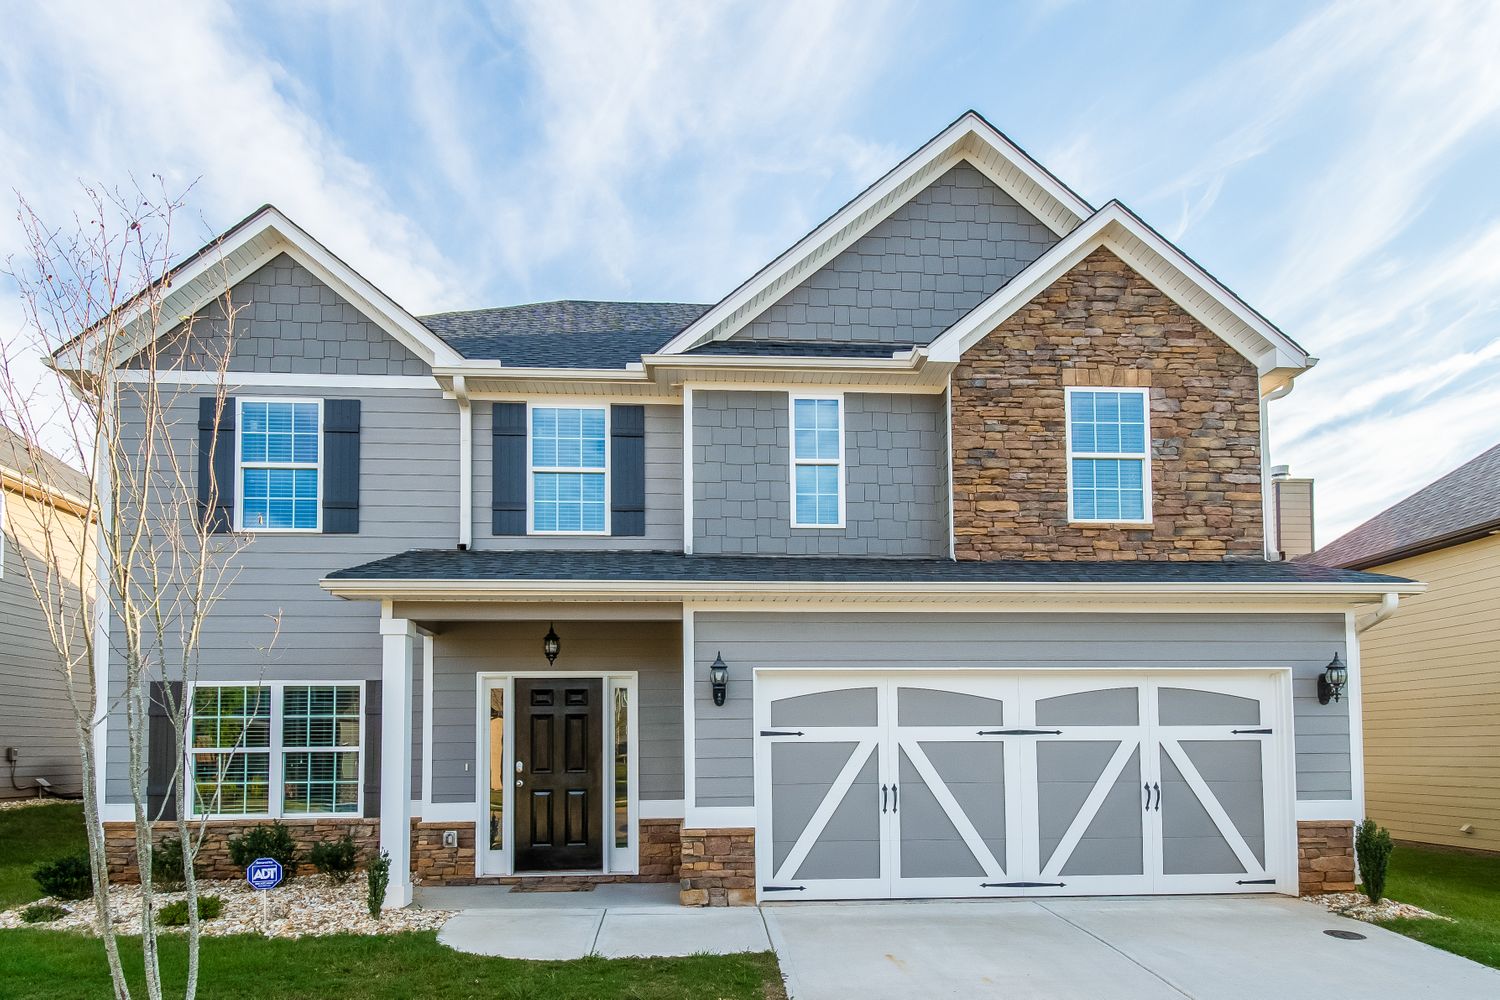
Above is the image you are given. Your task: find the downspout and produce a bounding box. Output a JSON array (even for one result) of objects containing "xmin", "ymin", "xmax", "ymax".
[
  {"xmin": 1260, "ymin": 380, "xmax": 1296, "ymax": 561},
  {"xmin": 1356, "ymin": 592, "xmax": 1400, "ymax": 633},
  {"xmin": 454, "ymin": 375, "xmax": 472, "ymax": 550}
]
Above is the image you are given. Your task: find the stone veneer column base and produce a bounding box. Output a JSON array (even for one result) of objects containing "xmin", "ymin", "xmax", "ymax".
[
  {"xmin": 1298, "ymin": 820, "xmax": 1356, "ymax": 894},
  {"xmin": 679, "ymin": 827, "xmax": 755, "ymax": 906},
  {"xmin": 102, "ymin": 818, "xmax": 379, "ymax": 882},
  {"xmin": 409, "ymin": 817, "xmax": 682, "ymax": 887}
]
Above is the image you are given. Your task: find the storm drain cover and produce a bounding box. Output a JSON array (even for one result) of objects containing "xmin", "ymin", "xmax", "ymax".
[{"xmin": 1323, "ymin": 929, "xmax": 1367, "ymax": 941}]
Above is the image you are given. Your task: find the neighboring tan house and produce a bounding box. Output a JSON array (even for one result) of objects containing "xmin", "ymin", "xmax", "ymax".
[
  {"xmin": 0, "ymin": 426, "xmax": 92, "ymax": 800},
  {"xmin": 59, "ymin": 111, "xmax": 1417, "ymax": 905},
  {"xmin": 1307, "ymin": 442, "xmax": 1500, "ymax": 853}
]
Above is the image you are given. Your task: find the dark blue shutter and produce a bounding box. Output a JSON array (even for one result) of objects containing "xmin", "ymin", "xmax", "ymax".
[
  {"xmin": 610, "ymin": 404, "xmax": 646, "ymax": 536},
  {"xmin": 147, "ymin": 681, "xmax": 183, "ymax": 821},
  {"xmin": 197, "ymin": 396, "xmax": 235, "ymax": 533},
  {"xmin": 363, "ymin": 679, "xmax": 382, "ymax": 819},
  {"xmin": 492, "ymin": 402, "xmax": 527, "ymax": 535},
  {"xmin": 322, "ymin": 399, "xmax": 361, "ymax": 534}
]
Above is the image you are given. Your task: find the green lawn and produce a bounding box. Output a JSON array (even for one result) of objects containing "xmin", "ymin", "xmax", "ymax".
[
  {"xmin": 1378, "ymin": 842, "xmax": 1500, "ymax": 969},
  {"xmin": 0, "ymin": 803, "xmax": 88, "ymax": 908},
  {"xmin": 0, "ymin": 930, "xmax": 785, "ymax": 999}
]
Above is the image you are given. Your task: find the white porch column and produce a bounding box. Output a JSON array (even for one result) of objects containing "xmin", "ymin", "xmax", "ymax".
[{"xmin": 379, "ymin": 616, "xmax": 417, "ymax": 908}]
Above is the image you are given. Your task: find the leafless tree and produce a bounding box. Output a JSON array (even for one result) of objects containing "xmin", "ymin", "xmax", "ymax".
[{"xmin": 2, "ymin": 181, "xmax": 254, "ymax": 1000}]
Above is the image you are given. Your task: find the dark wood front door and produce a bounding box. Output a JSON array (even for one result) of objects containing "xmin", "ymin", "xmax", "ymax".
[{"xmin": 514, "ymin": 677, "xmax": 603, "ymax": 872}]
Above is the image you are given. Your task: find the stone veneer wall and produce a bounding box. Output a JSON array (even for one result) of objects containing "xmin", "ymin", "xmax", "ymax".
[
  {"xmin": 103, "ymin": 818, "xmax": 379, "ymax": 882},
  {"xmin": 410, "ymin": 818, "xmax": 681, "ymax": 886},
  {"xmin": 951, "ymin": 247, "xmax": 1264, "ymax": 561},
  {"xmin": 679, "ymin": 827, "xmax": 755, "ymax": 906},
  {"xmin": 1298, "ymin": 820, "xmax": 1356, "ymax": 895}
]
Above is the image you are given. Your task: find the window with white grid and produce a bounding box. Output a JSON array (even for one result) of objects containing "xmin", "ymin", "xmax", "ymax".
[{"xmin": 1066, "ymin": 387, "xmax": 1151, "ymax": 523}]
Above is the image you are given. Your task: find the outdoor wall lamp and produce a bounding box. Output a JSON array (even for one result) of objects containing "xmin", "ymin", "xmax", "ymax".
[
  {"xmin": 1317, "ymin": 651, "xmax": 1347, "ymax": 705},
  {"xmin": 709, "ymin": 652, "xmax": 729, "ymax": 707},
  {"xmin": 543, "ymin": 623, "xmax": 561, "ymax": 665}
]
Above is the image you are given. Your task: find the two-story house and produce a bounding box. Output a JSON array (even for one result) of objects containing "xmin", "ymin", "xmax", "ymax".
[{"xmin": 67, "ymin": 112, "xmax": 1417, "ymax": 907}]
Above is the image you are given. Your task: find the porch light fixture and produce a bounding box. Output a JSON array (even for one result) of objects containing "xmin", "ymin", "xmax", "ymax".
[
  {"xmin": 543, "ymin": 624, "xmax": 561, "ymax": 665},
  {"xmin": 709, "ymin": 652, "xmax": 729, "ymax": 707},
  {"xmin": 1317, "ymin": 652, "xmax": 1347, "ymax": 705}
]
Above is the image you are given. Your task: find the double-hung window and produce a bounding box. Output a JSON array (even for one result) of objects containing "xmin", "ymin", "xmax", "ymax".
[
  {"xmin": 239, "ymin": 399, "xmax": 321, "ymax": 531},
  {"xmin": 530, "ymin": 405, "xmax": 608, "ymax": 533},
  {"xmin": 1067, "ymin": 387, "xmax": 1151, "ymax": 523},
  {"xmin": 791, "ymin": 396, "xmax": 844, "ymax": 527},
  {"xmin": 190, "ymin": 683, "xmax": 362, "ymax": 818}
]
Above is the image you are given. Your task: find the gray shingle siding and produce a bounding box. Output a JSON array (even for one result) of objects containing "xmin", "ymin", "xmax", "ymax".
[
  {"xmin": 691, "ymin": 612, "xmax": 1353, "ymax": 808},
  {"xmin": 733, "ymin": 163, "xmax": 1057, "ymax": 346},
  {"xmin": 691, "ymin": 390, "xmax": 947, "ymax": 557},
  {"xmin": 125, "ymin": 253, "xmax": 430, "ymax": 376}
]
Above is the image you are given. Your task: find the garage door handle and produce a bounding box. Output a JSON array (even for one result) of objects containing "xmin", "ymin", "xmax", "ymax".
[
  {"xmin": 977, "ymin": 729, "xmax": 1063, "ymax": 736},
  {"xmin": 1144, "ymin": 782, "xmax": 1151, "ymax": 811},
  {"xmin": 1152, "ymin": 781, "xmax": 1160, "ymax": 811},
  {"xmin": 892, "ymin": 783, "xmax": 898, "ymax": 813},
  {"xmin": 881, "ymin": 784, "xmax": 888, "ymax": 814}
]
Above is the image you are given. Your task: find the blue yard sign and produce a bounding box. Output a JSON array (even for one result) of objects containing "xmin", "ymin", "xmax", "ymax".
[{"xmin": 246, "ymin": 857, "xmax": 284, "ymax": 891}]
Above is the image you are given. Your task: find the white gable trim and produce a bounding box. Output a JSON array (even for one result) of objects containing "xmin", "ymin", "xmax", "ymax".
[
  {"xmin": 925, "ymin": 202, "xmax": 1312, "ymax": 377},
  {"xmin": 656, "ymin": 111, "xmax": 1093, "ymax": 355},
  {"xmin": 70, "ymin": 206, "xmax": 462, "ymax": 373}
]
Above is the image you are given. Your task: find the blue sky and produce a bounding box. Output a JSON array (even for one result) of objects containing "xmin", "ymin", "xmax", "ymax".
[{"xmin": 4, "ymin": 0, "xmax": 1499, "ymax": 543}]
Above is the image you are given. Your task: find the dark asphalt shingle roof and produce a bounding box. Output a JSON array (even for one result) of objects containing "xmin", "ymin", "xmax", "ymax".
[
  {"xmin": 327, "ymin": 549, "xmax": 1408, "ymax": 586},
  {"xmin": 1305, "ymin": 441, "xmax": 1500, "ymax": 569},
  {"xmin": 687, "ymin": 340, "xmax": 920, "ymax": 358},
  {"xmin": 420, "ymin": 300, "xmax": 710, "ymax": 367},
  {"xmin": 0, "ymin": 425, "xmax": 91, "ymax": 498}
]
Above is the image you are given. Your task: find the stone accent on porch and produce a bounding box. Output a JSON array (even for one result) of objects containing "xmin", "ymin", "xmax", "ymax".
[
  {"xmin": 410, "ymin": 817, "xmax": 682, "ymax": 887},
  {"xmin": 102, "ymin": 818, "xmax": 379, "ymax": 882},
  {"xmin": 680, "ymin": 827, "xmax": 755, "ymax": 906},
  {"xmin": 1298, "ymin": 820, "xmax": 1356, "ymax": 895}
]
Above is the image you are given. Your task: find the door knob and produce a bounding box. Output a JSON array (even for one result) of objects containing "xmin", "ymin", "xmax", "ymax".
[{"xmin": 515, "ymin": 777, "xmax": 524, "ymax": 788}]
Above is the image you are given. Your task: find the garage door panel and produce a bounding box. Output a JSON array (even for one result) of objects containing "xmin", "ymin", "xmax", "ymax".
[
  {"xmin": 1059, "ymin": 747, "xmax": 1144, "ymax": 878},
  {"xmin": 1159, "ymin": 749, "xmax": 1247, "ymax": 875},
  {"xmin": 896, "ymin": 687, "xmax": 1006, "ymax": 727},
  {"xmin": 771, "ymin": 741, "xmax": 860, "ymax": 872},
  {"xmin": 1158, "ymin": 687, "xmax": 1260, "ymax": 726},
  {"xmin": 793, "ymin": 750, "xmax": 881, "ymax": 881},
  {"xmin": 1035, "ymin": 687, "xmax": 1140, "ymax": 726},
  {"xmin": 771, "ymin": 687, "xmax": 879, "ymax": 728},
  {"xmin": 895, "ymin": 751, "xmax": 986, "ymax": 879},
  {"xmin": 1178, "ymin": 741, "xmax": 1267, "ymax": 867},
  {"xmin": 921, "ymin": 740, "xmax": 1007, "ymax": 859}
]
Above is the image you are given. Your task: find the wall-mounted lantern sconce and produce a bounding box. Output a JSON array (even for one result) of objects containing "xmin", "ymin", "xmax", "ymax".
[
  {"xmin": 543, "ymin": 623, "xmax": 561, "ymax": 666},
  {"xmin": 710, "ymin": 652, "xmax": 729, "ymax": 707},
  {"xmin": 1317, "ymin": 651, "xmax": 1347, "ymax": 705}
]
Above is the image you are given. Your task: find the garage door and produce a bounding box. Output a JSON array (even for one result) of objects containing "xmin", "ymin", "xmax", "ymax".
[{"xmin": 754, "ymin": 672, "xmax": 1288, "ymax": 901}]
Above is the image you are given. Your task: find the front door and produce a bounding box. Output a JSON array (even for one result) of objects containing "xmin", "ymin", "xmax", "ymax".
[{"xmin": 514, "ymin": 677, "xmax": 603, "ymax": 872}]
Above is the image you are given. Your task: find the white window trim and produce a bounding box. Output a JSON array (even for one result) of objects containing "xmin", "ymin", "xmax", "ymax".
[
  {"xmin": 234, "ymin": 397, "xmax": 324, "ymax": 534},
  {"xmin": 186, "ymin": 680, "xmax": 364, "ymax": 821},
  {"xmin": 1064, "ymin": 386, "xmax": 1154, "ymax": 526},
  {"xmin": 525, "ymin": 400, "xmax": 611, "ymax": 537},
  {"xmin": 789, "ymin": 393, "xmax": 847, "ymax": 529},
  {"xmin": 0, "ymin": 489, "xmax": 6, "ymax": 578}
]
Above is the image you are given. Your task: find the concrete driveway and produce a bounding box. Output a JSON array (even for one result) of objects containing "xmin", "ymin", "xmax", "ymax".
[{"xmin": 763, "ymin": 896, "xmax": 1499, "ymax": 1000}]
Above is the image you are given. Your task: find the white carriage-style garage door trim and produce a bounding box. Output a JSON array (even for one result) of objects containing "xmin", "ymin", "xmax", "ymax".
[{"xmin": 753, "ymin": 670, "xmax": 1296, "ymax": 902}]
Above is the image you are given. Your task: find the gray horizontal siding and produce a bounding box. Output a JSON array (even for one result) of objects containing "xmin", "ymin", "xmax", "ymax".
[
  {"xmin": 105, "ymin": 384, "xmax": 459, "ymax": 802},
  {"xmin": 692, "ymin": 390, "xmax": 947, "ymax": 556},
  {"xmin": 471, "ymin": 402, "xmax": 683, "ymax": 550},
  {"xmin": 733, "ymin": 162, "xmax": 1057, "ymax": 346},
  {"xmin": 428, "ymin": 620, "xmax": 682, "ymax": 806},
  {"xmin": 692, "ymin": 612, "xmax": 1351, "ymax": 808}
]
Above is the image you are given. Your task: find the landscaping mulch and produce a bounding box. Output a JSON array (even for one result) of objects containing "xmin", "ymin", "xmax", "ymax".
[{"xmin": 1305, "ymin": 891, "xmax": 1449, "ymax": 924}]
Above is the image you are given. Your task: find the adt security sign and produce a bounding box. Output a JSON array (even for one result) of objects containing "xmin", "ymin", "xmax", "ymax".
[{"xmin": 246, "ymin": 857, "xmax": 283, "ymax": 891}]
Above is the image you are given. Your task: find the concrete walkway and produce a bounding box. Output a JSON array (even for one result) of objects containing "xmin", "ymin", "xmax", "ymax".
[
  {"xmin": 764, "ymin": 895, "xmax": 1500, "ymax": 1000},
  {"xmin": 428, "ymin": 883, "xmax": 772, "ymax": 960}
]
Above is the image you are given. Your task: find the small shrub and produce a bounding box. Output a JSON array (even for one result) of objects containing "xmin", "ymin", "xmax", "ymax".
[
  {"xmin": 310, "ymin": 832, "xmax": 359, "ymax": 885},
  {"xmin": 20, "ymin": 903, "xmax": 68, "ymax": 924},
  {"xmin": 226, "ymin": 822, "xmax": 301, "ymax": 881},
  {"xmin": 1356, "ymin": 819, "xmax": 1394, "ymax": 904},
  {"xmin": 151, "ymin": 836, "xmax": 197, "ymax": 893},
  {"xmin": 158, "ymin": 894, "xmax": 224, "ymax": 927},
  {"xmin": 367, "ymin": 849, "xmax": 390, "ymax": 917},
  {"xmin": 33, "ymin": 853, "xmax": 94, "ymax": 901}
]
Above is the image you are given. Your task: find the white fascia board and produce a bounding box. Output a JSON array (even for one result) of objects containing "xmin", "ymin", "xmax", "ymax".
[
  {"xmin": 78, "ymin": 206, "xmax": 463, "ymax": 373},
  {"xmin": 656, "ymin": 112, "xmax": 1093, "ymax": 357},
  {"xmin": 926, "ymin": 203, "xmax": 1311, "ymax": 375}
]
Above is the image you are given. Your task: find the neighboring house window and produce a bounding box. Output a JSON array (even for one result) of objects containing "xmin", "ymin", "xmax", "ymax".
[
  {"xmin": 530, "ymin": 405, "xmax": 608, "ymax": 533},
  {"xmin": 1067, "ymin": 387, "xmax": 1151, "ymax": 523},
  {"xmin": 190, "ymin": 683, "xmax": 361, "ymax": 818},
  {"xmin": 791, "ymin": 396, "xmax": 844, "ymax": 527},
  {"xmin": 239, "ymin": 399, "xmax": 321, "ymax": 531}
]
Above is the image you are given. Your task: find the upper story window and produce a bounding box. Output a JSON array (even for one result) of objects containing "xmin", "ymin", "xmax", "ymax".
[
  {"xmin": 531, "ymin": 405, "xmax": 608, "ymax": 533},
  {"xmin": 791, "ymin": 396, "xmax": 844, "ymax": 527},
  {"xmin": 238, "ymin": 399, "xmax": 321, "ymax": 531},
  {"xmin": 1067, "ymin": 387, "xmax": 1151, "ymax": 523}
]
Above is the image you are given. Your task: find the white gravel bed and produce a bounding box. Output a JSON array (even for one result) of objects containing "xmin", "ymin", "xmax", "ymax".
[
  {"xmin": 0, "ymin": 875, "xmax": 452, "ymax": 938},
  {"xmin": 0, "ymin": 796, "xmax": 73, "ymax": 812},
  {"xmin": 1305, "ymin": 891, "xmax": 1450, "ymax": 923}
]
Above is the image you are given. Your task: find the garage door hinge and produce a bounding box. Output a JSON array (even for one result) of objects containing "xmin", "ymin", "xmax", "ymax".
[
  {"xmin": 1235, "ymin": 878, "xmax": 1276, "ymax": 885},
  {"xmin": 976, "ymin": 729, "xmax": 1063, "ymax": 736},
  {"xmin": 981, "ymin": 881, "xmax": 1067, "ymax": 888},
  {"xmin": 759, "ymin": 730, "xmax": 804, "ymax": 737},
  {"xmin": 762, "ymin": 885, "xmax": 806, "ymax": 892},
  {"xmin": 1230, "ymin": 728, "xmax": 1272, "ymax": 735}
]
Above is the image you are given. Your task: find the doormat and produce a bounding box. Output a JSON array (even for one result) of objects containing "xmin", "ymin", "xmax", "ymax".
[{"xmin": 509, "ymin": 882, "xmax": 598, "ymax": 893}]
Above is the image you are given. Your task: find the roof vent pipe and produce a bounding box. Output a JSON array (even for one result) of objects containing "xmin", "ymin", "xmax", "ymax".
[{"xmin": 1271, "ymin": 464, "xmax": 1291, "ymax": 479}]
